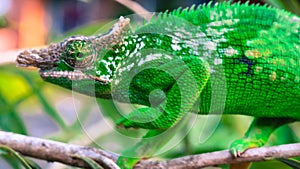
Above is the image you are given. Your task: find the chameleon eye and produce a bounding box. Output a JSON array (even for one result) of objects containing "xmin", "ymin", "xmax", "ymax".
[{"xmin": 62, "ymin": 36, "xmax": 96, "ymax": 69}]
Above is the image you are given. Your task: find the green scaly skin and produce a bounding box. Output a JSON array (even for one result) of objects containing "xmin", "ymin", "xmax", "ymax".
[{"xmin": 16, "ymin": 2, "xmax": 300, "ymax": 168}]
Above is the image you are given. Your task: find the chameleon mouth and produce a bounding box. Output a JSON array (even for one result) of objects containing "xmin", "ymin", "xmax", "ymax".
[
  {"xmin": 16, "ymin": 45, "xmax": 110, "ymax": 84},
  {"xmin": 39, "ymin": 70, "xmax": 91, "ymax": 80},
  {"xmin": 39, "ymin": 70, "xmax": 111, "ymax": 84}
]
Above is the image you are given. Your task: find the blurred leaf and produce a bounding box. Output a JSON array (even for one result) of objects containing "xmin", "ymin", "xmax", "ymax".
[
  {"xmin": 0, "ymin": 66, "xmax": 32, "ymax": 103},
  {"xmin": 18, "ymin": 70, "xmax": 68, "ymax": 130},
  {"xmin": 23, "ymin": 158, "xmax": 42, "ymax": 169},
  {"xmin": 263, "ymin": 0, "xmax": 300, "ymax": 15},
  {"xmin": 73, "ymin": 155, "xmax": 104, "ymax": 169},
  {"xmin": 0, "ymin": 144, "xmax": 38, "ymax": 169},
  {"xmin": 251, "ymin": 160, "xmax": 291, "ymax": 169},
  {"xmin": 0, "ymin": 16, "xmax": 7, "ymax": 28},
  {"xmin": 277, "ymin": 158, "xmax": 300, "ymax": 169},
  {"xmin": 0, "ymin": 93, "xmax": 27, "ymax": 134}
]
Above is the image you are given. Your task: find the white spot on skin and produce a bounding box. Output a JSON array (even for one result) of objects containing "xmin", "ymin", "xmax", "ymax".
[
  {"xmin": 195, "ymin": 32, "xmax": 206, "ymax": 38},
  {"xmin": 174, "ymin": 32, "xmax": 185, "ymax": 38},
  {"xmin": 100, "ymin": 75, "xmax": 110, "ymax": 80},
  {"xmin": 217, "ymin": 36, "xmax": 227, "ymax": 42},
  {"xmin": 210, "ymin": 11, "xmax": 218, "ymax": 20},
  {"xmin": 171, "ymin": 44, "xmax": 182, "ymax": 51},
  {"xmin": 171, "ymin": 37, "xmax": 180, "ymax": 44},
  {"xmin": 204, "ymin": 41, "xmax": 217, "ymax": 50},
  {"xmin": 127, "ymin": 63, "xmax": 134, "ymax": 69},
  {"xmin": 138, "ymin": 54, "xmax": 160, "ymax": 66},
  {"xmin": 226, "ymin": 9, "xmax": 233, "ymax": 18},
  {"xmin": 206, "ymin": 27, "xmax": 234, "ymax": 37},
  {"xmin": 96, "ymin": 70, "xmax": 101, "ymax": 75},
  {"xmin": 208, "ymin": 19, "xmax": 239, "ymax": 27},
  {"xmin": 114, "ymin": 79, "xmax": 120, "ymax": 85},
  {"xmin": 165, "ymin": 54, "xmax": 172, "ymax": 60},
  {"xmin": 125, "ymin": 50, "xmax": 130, "ymax": 56},
  {"xmin": 292, "ymin": 16, "xmax": 300, "ymax": 22},
  {"xmin": 140, "ymin": 41, "xmax": 145, "ymax": 49},
  {"xmin": 269, "ymin": 71, "xmax": 276, "ymax": 81},
  {"xmin": 137, "ymin": 53, "xmax": 171, "ymax": 66},
  {"xmin": 101, "ymin": 60, "xmax": 113, "ymax": 75},
  {"xmin": 224, "ymin": 46, "xmax": 238, "ymax": 56},
  {"xmin": 255, "ymin": 66, "xmax": 263, "ymax": 73},
  {"xmin": 214, "ymin": 58, "xmax": 222, "ymax": 65}
]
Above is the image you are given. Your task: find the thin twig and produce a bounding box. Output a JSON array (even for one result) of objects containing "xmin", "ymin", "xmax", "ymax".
[
  {"xmin": 114, "ymin": 0, "xmax": 152, "ymax": 20},
  {"xmin": 136, "ymin": 143, "xmax": 300, "ymax": 169},
  {"xmin": 0, "ymin": 131, "xmax": 119, "ymax": 169},
  {"xmin": 1, "ymin": 131, "xmax": 300, "ymax": 169}
]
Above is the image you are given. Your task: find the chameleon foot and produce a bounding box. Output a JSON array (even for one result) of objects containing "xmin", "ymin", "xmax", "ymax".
[
  {"xmin": 117, "ymin": 156, "xmax": 139, "ymax": 169},
  {"xmin": 230, "ymin": 138, "xmax": 264, "ymax": 157},
  {"xmin": 230, "ymin": 117, "xmax": 294, "ymax": 157}
]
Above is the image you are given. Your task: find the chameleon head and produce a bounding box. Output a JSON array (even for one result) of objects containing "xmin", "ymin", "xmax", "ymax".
[
  {"xmin": 16, "ymin": 35, "xmax": 113, "ymax": 97},
  {"xmin": 16, "ymin": 35, "xmax": 98, "ymax": 77},
  {"xmin": 16, "ymin": 17, "xmax": 131, "ymax": 97}
]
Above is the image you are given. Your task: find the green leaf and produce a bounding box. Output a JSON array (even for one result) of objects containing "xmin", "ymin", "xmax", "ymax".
[
  {"xmin": 17, "ymin": 70, "xmax": 68, "ymax": 130},
  {"xmin": 72, "ymin": 155, "xmax": 104, "ymax": 169},
  {"xmin": 24, "ymin": 158, "xmax": 43, "ymax": 169},
  {"xmin": 0, "ymin": 94, "xmax": 27, "ymax": 134},
  {"xmin": 0, "ymin": 16, "xmax": 7, "ymax": 28},
  {"xmin": 0, "ymin": 145, "xmax": 34, "ymax": 169},
  {"xmin": 277, "ymin": 158, "xmax": 300, "ymax": 169}
]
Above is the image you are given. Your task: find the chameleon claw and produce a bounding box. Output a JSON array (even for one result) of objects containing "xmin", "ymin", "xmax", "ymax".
[{"xmin": 230, "ymin": 138, "xmax": 261, "ymax": 158}]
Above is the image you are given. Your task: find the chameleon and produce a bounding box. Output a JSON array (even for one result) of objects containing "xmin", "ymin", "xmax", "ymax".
[{"xmin": 16, "ymin": 1, "xmax": 300, "ymax": 169}]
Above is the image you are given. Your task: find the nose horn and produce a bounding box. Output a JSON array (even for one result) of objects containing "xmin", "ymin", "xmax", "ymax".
[{"xmin": 16, "ymin": 44, "xmax": 62, "ymax": 69}]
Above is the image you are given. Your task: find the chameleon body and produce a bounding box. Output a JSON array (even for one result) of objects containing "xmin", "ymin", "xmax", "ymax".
[{"xmin": 16, "ymin": 2, "xmax": 300, "ymax": 169}]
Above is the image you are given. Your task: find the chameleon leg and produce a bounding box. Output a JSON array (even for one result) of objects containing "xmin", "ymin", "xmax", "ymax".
[
  {"xmin": 230, "ymin": 117, "xmax": 295, "ymax": 157},
  {"xmin": 116, "ymin": 129, "xmax": 166, "ymax": 169},
  {"xmin": 116, "ymin": 56, "xmax": 210, "ymax": 168},
  {"xmin": 116, "ymin": 56, "xmax": 210, "ymax": 129}
]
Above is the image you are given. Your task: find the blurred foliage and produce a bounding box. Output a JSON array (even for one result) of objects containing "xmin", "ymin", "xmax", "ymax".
[
  {"xmin": 0, "ymin": 0, "xmax": 299, "ymax": 168},
  {"xmin": 50, "ymin": 21, "xmax": 111, "ymax": 43},
  {"xmin": 0, "ymin": 144, "xmax": 41, "ymax": 169},
  {"xmin": 73, "ymin": 155, "xmax": 104, "ymax": 169},
  {"xmin": 277, "ymin": 158, "xmax": 300, "ymax": 169},
  {"xmin": 263, "ymin": 0, "xmax": 300, "ymax": 15},
  {"xmin": 0, "ymin": 17, "xmax": 7, "ymax": 28}
]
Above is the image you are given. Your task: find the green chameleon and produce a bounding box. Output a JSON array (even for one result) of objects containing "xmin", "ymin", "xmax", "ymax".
[{"xmin": 16, "ymin": 1, "xmax": 300, "ymax": 169}]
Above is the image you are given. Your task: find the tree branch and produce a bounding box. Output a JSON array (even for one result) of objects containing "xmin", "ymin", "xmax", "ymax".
[
  {"xmin": 0, "ymin": 131, "xmax": 300, "ymax": 169},
  {"xmin": 114, "ymin": 0, "xmax": 152, "ymax": 20},
  {"xmin": 0, "ymin": 131, "xmax": 119, "ymax": 169},
  {"xmin": 135, "ymin": 143, "xmax": 300, "ymax": 168}
]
